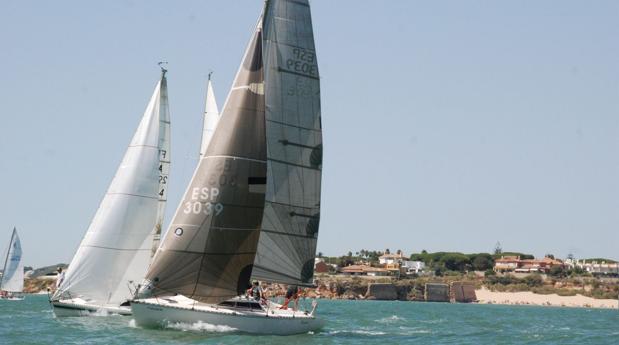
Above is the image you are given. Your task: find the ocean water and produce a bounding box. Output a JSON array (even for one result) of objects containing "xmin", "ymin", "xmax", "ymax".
[{"xmin": 1, "ymin": 295, "xmax": 617, "ymax": 344}]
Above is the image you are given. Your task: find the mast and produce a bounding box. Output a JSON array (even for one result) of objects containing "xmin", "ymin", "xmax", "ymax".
[{"xmin": 0, "ymin": 228, "xmax": 16, "ymax": 290}]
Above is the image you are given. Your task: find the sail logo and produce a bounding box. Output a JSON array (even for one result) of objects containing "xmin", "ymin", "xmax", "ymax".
[{"xmin": 182, "ymin": 187, "xmax": 223, "ymax": 216}]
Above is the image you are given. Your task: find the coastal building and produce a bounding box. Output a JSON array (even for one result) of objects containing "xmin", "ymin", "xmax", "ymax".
[
  {"xmin": 314, "ymin": 261, "xmax": 330, "ymax": 274},
  {"xmin": 494, "ymin": 256, "xmax": 563, "ymax": 273},
  {"xmin": 565, "ymin": 259, "xmax": 619, "ymax": 276},
  {"xmin": 378, "ymin": 252, "xmax": 406, "ymax": 265},
  {"xmin": 339, "ymin": 264, "xmax": 390, "ymax": 276},
  {"xmin": 401, "ymin": 260, "xmax": 425, "ymax": 274}
]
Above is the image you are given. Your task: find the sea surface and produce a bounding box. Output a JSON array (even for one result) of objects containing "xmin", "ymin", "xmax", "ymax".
[{"xmin": 1, "ymin": 295, "xmax": 617, "ymax": 344}]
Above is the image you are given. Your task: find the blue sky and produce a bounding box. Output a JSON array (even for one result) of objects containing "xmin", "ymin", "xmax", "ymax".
[{"xmin": 1, "ymin": 1, "xmax": 617, "ymax": 267}]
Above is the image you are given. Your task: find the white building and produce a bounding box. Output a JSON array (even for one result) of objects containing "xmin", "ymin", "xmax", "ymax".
[
  {"xmin": 565, "ymin": 259, "xmax": 619, "ymax": 275},
  {"xmin": 401, "ymin": 261, "xmax": 425, "ymax": 274},
  {"xmin": 378, "ymin": 253, "xmax": 406, "ymax": 265}
]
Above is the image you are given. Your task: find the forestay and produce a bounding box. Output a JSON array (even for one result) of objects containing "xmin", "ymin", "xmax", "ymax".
[
  {"xmin": 1, "ymin": 228, "xmax": 24, "ymax": 293},
  {"xmin": 142, "ymin": 23, "xmax": 267, "ymax": 304},
  {"xmin": 251, "ymin": 0, "xmax": 323, "ymax": 286},
  {"xmin": 54, "ymin": 73, "xmax": 170, "ymax": 306}
]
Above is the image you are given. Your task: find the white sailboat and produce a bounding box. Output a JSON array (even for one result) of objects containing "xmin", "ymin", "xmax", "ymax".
[
  {"xmin": 51, "ymin": 67, "xmax": 171, "ymax": 316},
  {"xmin": 131, "ymin": 0, "xmax": 324, "ymax": 335},
  {"xmin": 0, "ymin": 228, "xmax": 24, "ymax": 300}
]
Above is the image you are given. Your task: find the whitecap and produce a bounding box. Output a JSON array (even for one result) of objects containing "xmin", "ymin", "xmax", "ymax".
[
  {"xmin": 376, "ymin": 315, "xmax": 405, "ymax": 323},
  {"xmin": 165, "ymin": 320, "xmax": 237, "ymax": 333}
]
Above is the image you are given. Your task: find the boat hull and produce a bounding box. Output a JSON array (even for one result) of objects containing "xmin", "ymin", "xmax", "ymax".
[
  {"xmin": 52, "ymin": 300, "xmax": 131, "ymax": 317},
  {"xmin": 131, "ymin": 299, "xmax": 325, "ymax": 335}
]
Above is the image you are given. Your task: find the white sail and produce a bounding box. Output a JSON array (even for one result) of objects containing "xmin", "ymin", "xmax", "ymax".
[
  {"xmin": 199, "ymin": 75, "xmax": 220, "ymax": 158},
  {"xmin": 1, "ymin": 228, "xmax": 24, "ymax": 293},
  {"xmin": 150, "ymin": 71, "xmax": 171, "ymax": 257},
  {"xmin": 54, "ymin": 73, "xmax": 169, "ymax": 307}
]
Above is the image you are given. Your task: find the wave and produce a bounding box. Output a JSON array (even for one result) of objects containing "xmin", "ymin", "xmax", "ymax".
[
  {"xmin": 328, "ymin": 329, "xmax": 387, "ymax": 336},
  {"xmin": 376, "ymin": 315, "xmax": 405, "ymax": 323},
  {"xmin": 164, "ymin": 320, "xmax": 237, "ymax": 333}
]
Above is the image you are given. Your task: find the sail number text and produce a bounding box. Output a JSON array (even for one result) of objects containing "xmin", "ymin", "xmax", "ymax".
[
  {"xmin": 183, "ymin": 187, "xmax": 223, "ymax": 216},
  {"xmin": 285, "ymin": 47, "xmax": 317, "ymax": 78}
]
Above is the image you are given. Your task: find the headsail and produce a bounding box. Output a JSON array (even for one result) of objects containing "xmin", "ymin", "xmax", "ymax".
[
  {"xmin": 251, "ymin": 0, "xmax": 323, "ymax": 286},
  {"xmin": 1, "ymin": 228, "xmax": 24, "ymax": 293},
  {"xmin": 142, "ymin": 22, "xmax": 267, "ymax": 304},
  {"xmin": 54, "ymin": 72, "xmax": 170, "ymax": 306},
  {"xmin": 199, "ymin": 74, "xmax": 220, "ymax": 158}
]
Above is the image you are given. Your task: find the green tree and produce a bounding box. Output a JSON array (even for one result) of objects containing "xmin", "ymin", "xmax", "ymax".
[
  {"xmin": 440, "ymin": 253, "xmax": 471, "ymax": 272},
  {"xmin": 472, "ymin": 255, "xmax": 494, "ymax": 271},
  {"xmin": 548, "ymin": 265, "xmax": 566, "ymax": 278}
]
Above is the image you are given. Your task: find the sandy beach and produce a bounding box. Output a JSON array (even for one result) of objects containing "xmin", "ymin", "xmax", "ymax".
[{"xmin": 475, "ymin": 287, "xmax": 618, "ymax": 309}]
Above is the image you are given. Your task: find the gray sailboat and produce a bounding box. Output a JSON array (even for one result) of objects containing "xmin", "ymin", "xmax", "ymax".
[{"xmin": 131, "ymin": 0, "xmax": 324, "ymax": 334}]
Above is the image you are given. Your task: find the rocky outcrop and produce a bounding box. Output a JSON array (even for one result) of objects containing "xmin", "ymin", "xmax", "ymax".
[
  {"xmin": 365, "ymin": 283, "xmax": 398, "ymax": 300},
  {"xmin": 452, "ymin": 282, "xmax": 477, "ymax": 302},
  {"xmin": 425, "ymin": 283, "xmax": 450, "ymax": 302}
]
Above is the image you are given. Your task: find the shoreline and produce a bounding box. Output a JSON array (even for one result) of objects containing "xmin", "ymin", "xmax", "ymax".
[{"xmin": 475, "ymin": 287, "xmax": 618, "ymax": 309}]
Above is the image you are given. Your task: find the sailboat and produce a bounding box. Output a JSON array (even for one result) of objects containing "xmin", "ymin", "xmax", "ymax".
[
  {"xmin": 131, "ymin": 0, "xmax": 324, "ymax": 335},
  {"xmin": 51, "ymin": 67, "xmax": 171, "ymax": 316},
  {"xmin": 0, "ymin": 228, "xmax": 24, "ymax": 300}
]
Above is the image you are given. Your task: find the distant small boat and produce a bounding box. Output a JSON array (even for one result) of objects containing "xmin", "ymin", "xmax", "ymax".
[
  {"xmin": 131, "ymin": 0, "xmax": 324, "ymax": 335},
  {"xmin": 51, "ymin": 67, "xmax": 171, "ymax": 316},
  {"xmin": 0, "ymin": 227, "xmax": 25, "ymax": 301}
]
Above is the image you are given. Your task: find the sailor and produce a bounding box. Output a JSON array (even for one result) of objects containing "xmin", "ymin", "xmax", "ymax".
[
  {"xmin": 279, "ymin": 285, "xmax": 301, "ymax": 310},
  {"xmin": 55, "ymin": 267, "xmax": 65, "ymax": 289},
  {"xmin": 246, "ymin": 281, "xmax": 263, "ymax": 301}
]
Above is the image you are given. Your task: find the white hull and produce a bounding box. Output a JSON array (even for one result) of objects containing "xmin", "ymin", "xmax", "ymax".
[
  {"xmin": 131, "ymin": 296, "xmax": 325, "ymax": 335},
  {"xmin": 52, "ymin": 298, "xmax": 131, "ymax": 317}
]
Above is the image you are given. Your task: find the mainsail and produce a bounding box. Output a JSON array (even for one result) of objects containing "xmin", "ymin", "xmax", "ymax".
[
  {"xmin": 141, "ymin": 0, "xmax": 322, "ymax": 303},
  {"xmin": 199, "ymin": 74, "xmax": 220, "ymax": 158},
  {"xmin": 251, "ymin": 0, "xmax": 323, "ymax": 286},
  {"xmin": 142, "ymin": 22, "xmax": 267, "ymax": 304},
  {"xmin": 54, "ymin": 71, "xmax": 170, "ymax": 306},
  {"xmin": 150, "ymin": 69, "xmax": 171, "ymax": 257},
  {"xmin": 1, "ymin": 228, "xmax": 24, "ymax": 293}
]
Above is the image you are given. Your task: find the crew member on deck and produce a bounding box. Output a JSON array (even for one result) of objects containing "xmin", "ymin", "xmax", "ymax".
[
  {"xmin": 246, "ymin": 281, "xmax": 263, "ymax": 301},
  {"xmin": 55, "ymin": 267, "xmax": 65, "ymax": 289},
  {"xmin": 279, "ymin": 285, "xmax": 301, "ymax": 310}
]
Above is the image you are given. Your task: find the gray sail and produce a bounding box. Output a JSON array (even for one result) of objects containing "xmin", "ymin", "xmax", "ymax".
[
  {"xmin": 142, "ymin": 23, "xmax": 267, "ymax": 303},
  {"xmin": 251, "ymin": 0, "xmax": 323, "ymax": 286}
]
